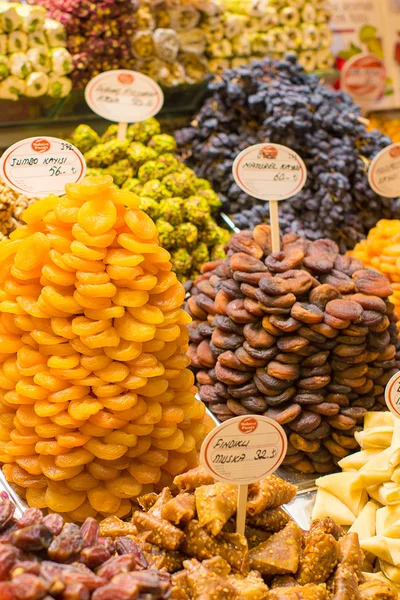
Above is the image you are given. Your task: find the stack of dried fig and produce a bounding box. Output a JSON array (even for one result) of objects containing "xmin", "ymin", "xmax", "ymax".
[{"xmin": 186, "ymin": 226, "xmax": 400, "ymax": 474}]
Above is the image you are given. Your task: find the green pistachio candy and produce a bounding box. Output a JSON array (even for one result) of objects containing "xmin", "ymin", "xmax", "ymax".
[
  {"xmin": 184, "ymin": 196, "xmax": 210, "ymax": 225},
  {"xmin": 101, "ymin": 124, "xmax": 119, "ymax": 143},
  {"xmin": 86, "ymin": 167, "xmax": 106, "ymax": 177},
  {"xmin": 194, "ymin": 178, "xmax": 212, "ymax": 191},
  {"xmin": 156, "ymin": 219, "xmax": 175, "ymax": 247},
  {"xmin": 84, "ymin": 139, "xmax": 129, "ymax": 168},
  {"xmin": 106, "ymin": 159, "xmax": 133, "ymax": 187},
  {"xmin": 211, "ymin": 244, "xmax": 227, "ymax": 261},
  {"xmin": 140, "ymin": 180, "xmax": 173, "ymax": 202},
  {"xmin": 192, "ymin": 242, "xmax": 209, "ymax": 268},
  {"xmin": 198, "ymin": 189, "xmax": 222, "ymax": 213},
  {"xmin": 174, "ymin": 222, "xmax": 198, "ymax": 248},
  {"xmin": 158, "ymin": 197, "xmax": 184, "ymax": 226},
  {"xmin": 126, "ymin": 143, "xmax": 158, "ymax": 173},
  {"xmin": 201, "ymin": 221, "xmax": 226, "ymax": 246},
  {"xmin": 70, "ymin": 125, "xmax": 100, "ymax": 153},
  {"xmin": 171, "ymin": 248, "xmax": 192, "ymax": 274},
  {"xmin": 163, "ymin": 172, "xmax": 197, "ymax": 197},
  {"xmin": 128, "ymin": 118, "xmax": 161, "ymax": 144},
  {"xmin": 122, "ymin": 178, "xmax": 141, "ymax": 192},
  {"xmin": 138, "ymin": 155, "xmax": 181, "ymax": 183},
  {"xmin": 138, "ymin": 196, "xmax": 160, "ymax": 221},
  {"xmin": 148, "ymin": 133, "xmax": 177, "ymax": 155}
]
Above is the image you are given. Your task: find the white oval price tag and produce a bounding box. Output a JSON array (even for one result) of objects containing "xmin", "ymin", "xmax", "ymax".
[
  {"xmin": 385, "ymin": 372, "xmax": 400, "ymax": 418},
  {"xmin": 200, "ymin": 415, "xmax": 287, "ymax": 485},
  {"xmin": 368, "ymin": 143, "xmax": 400, "ymax": 198},
  {"xmin": 232, "ymin": 143, "xmax": 307, "ymax": 201},
  {"xmin": 0, "ymin": 137, "xmax": 86, "ymax": 199},
  {"xmin": 85, "ymin": 70, "xmax": 164, "ymax": 123},
  {"xmin": 341, "ymin": 53, "xmax": 386, "ymax": 104}
]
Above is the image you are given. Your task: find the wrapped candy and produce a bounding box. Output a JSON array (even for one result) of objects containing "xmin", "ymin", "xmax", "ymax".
[
  {"xmin": 132, "ymin": 31, "xmax": 156, "ymax": 60},
  {"xmin": 302, "ymin": 2, "xmax": 317, "ymax": 24},
  {"xmin": 286, "ymin": 26, "xmax": 302, "ymax": 50},
  {"xmin": 319, "ymin": 23, "xmax": 332, "ymax": 49},
  {"xmin": 256, "ymin": 8, "xmax": 279, "ymax": 31},
  {"xmin": 298, "ymin": 49, "xmax": 317, "ymax": 71},
  {"xmin": 0, "ymin": 75, "xmax": 25, "ymax": 100},
  {"xmin": 178, "ymin": 28, "xmax": 206, "ymax": 55},
  {"xmin": 0, "ymin": 54, "xmax": 8, "ymax": 81},
  {"xmin": 8, "ymin": 31, "xmax": 28, "ymax": 54},
  {"xmin": 25, "ymin": 71, "xmax": 49, "ymax": 96},
  {"xmin": 44, "ymin": 18, "xmax": 67, "ymax": 48},
  {"xmin": 0, "ymin": 3, "xmax": 21, "ymax": 33},
  {"xmin": 301, "ymin": 23, "xmax": 320, "ymax": 49},
  {"xmin": 207, "ymin": 39, "xmax": 233, "ymax": 58},
  {"xmin": 16, "ymin": 4, "xmax": 46, "ymax": 33},
  {"xmin": 223, "ymin": 13, "xmax": 248, "ymax": 39},
  {"xmin": 169, "ymin": 5, "xmax": 201, "ymax": 31},
  {"xmin": 181, "ymin": 53, "xmax": 208, "ymax": 83},
  {"xmin": 0, "ymin": 33, "xmax": 6, "ymax": 55},
  {"xmin": 47, "ymin": 74, "xmax": 72, "ymax": 97},
  {"xmin": 279, "ymin": 6, "xmax": 300, "ymax": 27},
  {"xmin": 9, "ymin": 52, "xmax": 32, "ymax": 79},
  {"xmin": 316, "ymin": 48, "xmax": 334, "ymax": 70},
  {"xmin": 27, "ymin": 47, "xmax": 51, "ymax": 73},
  {"xmin": 153, "ymin": 28, "xmax": 179, "ymax": 62},
  {"xmin": 28, "ymin": 30, "xmax": 48, "ymax": 48},
  {"xmin": 50, "ymin": 46, "xmax": 73, "ymax": 75}
]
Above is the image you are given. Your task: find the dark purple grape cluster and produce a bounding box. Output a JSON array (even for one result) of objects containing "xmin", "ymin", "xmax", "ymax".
[{"xmin": 175, "ymin": 55, "xmax": 399, "ymax": 253}]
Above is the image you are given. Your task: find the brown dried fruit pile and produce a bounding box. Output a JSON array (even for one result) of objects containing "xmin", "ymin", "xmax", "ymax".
[
  {"xmin": 186, "ymin": 226, "xmax": 400, "ymax": 473},
  {"xmin": 0, "ymin": 497, "xmax": 171, "ymax": 600}
]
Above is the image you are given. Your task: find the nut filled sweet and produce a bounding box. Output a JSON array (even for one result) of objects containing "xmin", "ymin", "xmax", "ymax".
[
  {"xmin": 0, "ymin": 175, "xmax": 207, "ymax": 521},
  {"xmin": 186, "ymin": 225, "xmax": 400, "ymax": 474}
]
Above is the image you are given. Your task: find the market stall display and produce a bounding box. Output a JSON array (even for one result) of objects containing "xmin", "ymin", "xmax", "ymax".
[
  {"xmin": 175, "ymin": 56, "xmax": 399, "ymax": 252},
  {"xmin": 201, "ymin": 0, "xmax": 334, "ymax": 74},
  {"xmin": 67, "ymin": 119, "xmax": 229, "ymax": 282},
  {"xmin": 26, "ymin": 0, "xmax": 137, "ymax": 89},
  {"xmin": 186, "ymin": 224, "xmax": 400, "ymax": 474},
  {"xmin": 351, "ymin": 220, "xmax": 400, "ymax": 322},
  {"xmin": 99, "ymin": 465, "xmax": 398, "ymax": 599},
  {"xmin": 313, "ymin": 411, "xmax": 400, "ymax": 589},
  {"xmin": 0, "ymin": 175, "xmax": 208, "ymax": 522},
  {"xmin": 0, "ymin": 2, "xmax": 73, "ymax": 100}
]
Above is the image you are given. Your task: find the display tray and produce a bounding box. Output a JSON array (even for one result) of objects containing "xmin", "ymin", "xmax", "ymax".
[{"xmin": 0, "ymin": 81, "xmax": 209, "ymax": 128}]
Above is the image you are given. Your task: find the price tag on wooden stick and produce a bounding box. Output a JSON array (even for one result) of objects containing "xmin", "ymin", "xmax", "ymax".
[
  {"xmin": 85, "ymin": 70, "xmax": 164, "ymax": 141},
  {"xmin": 232, "ymin": 143, "xmax": 307, "ymax": 253},
  {"xmin": 200, "ymin": 415, "xmax": 287, "ymax": 536},
  {"xmin": 385, "ymin": 372, "xmax": 400, "ymax": 418},
  {"xmin": 0, "ymin": 137, "xmax": 86, "ymax": 198},
  {"xmin": 368, "ymin": 143, "xmax": 400, "ymax": 198}
]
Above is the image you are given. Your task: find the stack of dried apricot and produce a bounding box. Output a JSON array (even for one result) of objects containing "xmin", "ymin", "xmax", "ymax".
[{"xmin": 0, "ymin": 175, "xmax": 206, "ymax": 521}]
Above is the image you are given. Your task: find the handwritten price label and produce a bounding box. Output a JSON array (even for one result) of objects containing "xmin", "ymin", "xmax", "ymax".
[
  {"xmin": 385, "ymin": 372, "xmax": 400, "ymax": 418},
  {"xmin": 232, "ymin": 143, "xmax": 307, "ymax": 201},
  {"xmin": 85, "ymin": 70, "xmax": 164, "ymax": 123},
  {"xmin": 368, "ymin": 143, "xmax": 400, "ymax": 198},
  {"xmin": 0, "ymin": 137, "xmax": 86, "ymax": 198},
  {"xmin": 200, "ymin": 415, "xmax": 287, "ymax": 485}
]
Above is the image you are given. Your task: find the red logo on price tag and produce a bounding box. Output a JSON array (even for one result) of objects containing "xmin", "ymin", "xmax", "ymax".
[
  {"xmin": 31, "ymin": 139, "xmax": 50, "ymax": 153},
  {"xmin": 239, "ymin": 417, "xmax": 258, "ymax": 434},
  {"xmin": 390, "ymin": 146, "xmax": 400, "ymax": 159},
  {"xmin": 118, "ymin": 73, "xmax": 134, "ymax": 84}
]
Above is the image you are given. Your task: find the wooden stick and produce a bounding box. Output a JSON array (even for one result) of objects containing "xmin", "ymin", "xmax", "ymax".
[
  {"xmin": 117, "ymin": 122, "xmax": 128, "ymax": 141},
  {"xmin": 236, "ymin": 484, "xmax": 248, "ymax": 536},
  {"xmin": 269, "ymin": 200, "xmax": 280, "ymax": 253}
]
